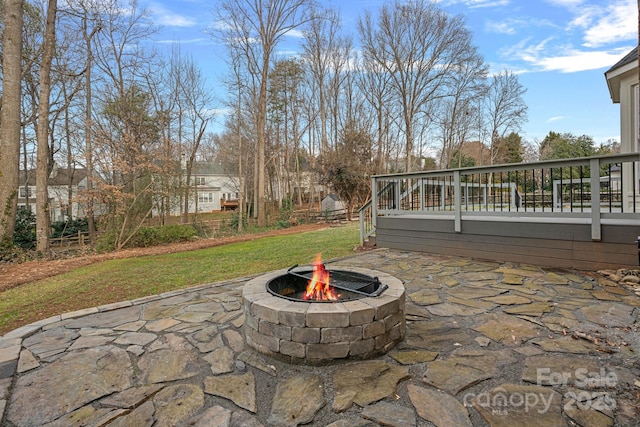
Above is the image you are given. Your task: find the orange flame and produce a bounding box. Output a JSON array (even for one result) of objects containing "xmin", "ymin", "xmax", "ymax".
[{"xmin": 303, "ymin": 254, "xmax": 339, "ymax": 301}]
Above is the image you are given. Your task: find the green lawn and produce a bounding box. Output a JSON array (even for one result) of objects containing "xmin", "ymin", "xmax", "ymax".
[{"xmin": 0, "ymin": 223, "xmax": 360, "ymax": 335}]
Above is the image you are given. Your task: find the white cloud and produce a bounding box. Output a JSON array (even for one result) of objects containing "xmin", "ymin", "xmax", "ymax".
[
  {"xmin": 547, "ymin": 115, "xmax": 568, "ymax": 122},
  {"xmin": 544, "ymin": 0, "xmax": 584, "ymax": 7},
  {"xmin": 485, "ymin": 17, "xmax": 558, "ymax": 36},
  {"xmin": 544, "ymin": 0, "xmax": 636, "ymax": 47},
  {"xmin": 537, "ymin": 49, "xmax": 630, "ymax": 72},
  {"xmin": 286, "ymin": 29, "xmax": 306, "ymax": 39},
  {"xmin": 156, "ymin": 38, "xmax": 210, "ymax": 45},
  {"xmin": 147, "ymin": 2, "xmax": 197, "ymax": 28},
  {"xmin": 504, "ymin": 39, "xmax": 632, "ymax": 73},
  {"xmin": 485, "ymin": 20, "xmax": 517, "ymax": 35},
  {"xmin": 581, "ymin": 0, "xmax": 636, "ymax": 47},
  {"xmin": 436, "ymin": 0, "xmax": 510, "ymax": 8}
]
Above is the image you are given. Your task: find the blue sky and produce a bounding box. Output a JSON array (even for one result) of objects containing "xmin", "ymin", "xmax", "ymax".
[{"xmin": 141, "ymin": 0, "xmax": 637, "ymax": 146}]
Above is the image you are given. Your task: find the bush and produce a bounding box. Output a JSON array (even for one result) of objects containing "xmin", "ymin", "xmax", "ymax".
[
  {"xmin": 229, "ymin": 213, "xmax": 248, "ymax": 231},
  {"xmin": 51, "ymin": 218, "xmax": 89, "ymax": 238},
  {"xmin": 95, "ymin": 232, "xmax": 117, "ymax": 253},
  {"xmin": 0, "ymin": 238, "xmax": 24, "ymax": 262},
  {"xmin": 13, "ymin": 209, "xmax": 36, "ymax": 250},
  {"xmin": 96, "ymin": 224, "xmax": 198, "ymax": 252},
  {"xmin": 125, "ymin": 224, "xmax": 198, "ymax": 248}
]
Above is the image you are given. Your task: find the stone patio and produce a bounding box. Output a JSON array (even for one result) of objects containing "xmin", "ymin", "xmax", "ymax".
[{"xmin": 0, "ymin": 249, "xmax": 639, "ymax": 426}]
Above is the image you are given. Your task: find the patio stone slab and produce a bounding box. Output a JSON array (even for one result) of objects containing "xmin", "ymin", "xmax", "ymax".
[
  {"xmin": 332, "ymin": 360, "xmax": 409, "ymax": 411},
  {"xmin": 389, "ymin": 349, "xmax": 438, "ymax": 365},
  {"xmin": 423, "ymin": 359, "xmax": 493, "ymax": 394},
  {"xmin": 6, "ymin": 345, "xmax": 133, "ymax": 426},
  {"xmin": 471, "ymin": 384, "xmax": 565, "ymax": 427},
  {"xmin": 204, "ymin": 372, "xmax": 257, "ymax": 413},
  {"xmin": 361, "ymin": 401, "xmax": 416, "ymax": 427},
  {"xmin": 408, "ymin": 384, "xmax": 472, "ymax": 427},
  {"xmin": 473, "ymin": 313, "xmax": 542, "ymax": 345},
  {"xmin": 268, "ymin": 374, "xmax": 325, "ymax": 427},
  {"xmin": 532, "ymin": 336, "xmax": 598, "ymax": 354},
  {"xmin": 153, "ymin": 384, "xmax": 205, "ymax": 427},
  {"xmin": 579, "ymin": 302, "xmax": 635, "ymax": 327}
]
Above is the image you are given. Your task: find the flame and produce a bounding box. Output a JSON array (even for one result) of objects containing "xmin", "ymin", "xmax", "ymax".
[{"xmin": 303, "ymin": 254, "xmax": 339, "ymax": 301}]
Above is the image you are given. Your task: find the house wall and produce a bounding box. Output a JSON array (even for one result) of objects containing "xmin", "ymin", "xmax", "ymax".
[
  {"xmin": 617, "ymin": 72, "xmax": 637, "ymax": 154},
  {"xmin": 375, "ymin": 215, "xmax": 640, "ymax": 270},
  {"xmin": 18, "ymin": 180, "xmax": 87, "ymax": 222}
]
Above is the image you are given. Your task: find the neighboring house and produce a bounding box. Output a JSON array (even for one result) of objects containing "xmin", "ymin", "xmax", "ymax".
[
  {"xmin": 18, "ymin": 165, "xmax": 88, "ymax": 222},
  {"xmin": 605, "ymin": 47, "xmax": 640, "ymax": 210},
  {"xmin": 156, "ymin": 161, "xmax": 240, "ymax": 216}
]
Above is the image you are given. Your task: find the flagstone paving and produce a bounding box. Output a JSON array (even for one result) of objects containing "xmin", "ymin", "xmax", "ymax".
[{"xmin": 1, "ymin": 249, "xmax": 639, "ymax": 426}]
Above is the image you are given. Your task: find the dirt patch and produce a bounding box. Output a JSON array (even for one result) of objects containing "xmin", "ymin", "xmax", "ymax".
[{"xmin": 0, "ymin": 223, "xmax": 333, "ymax": 292}]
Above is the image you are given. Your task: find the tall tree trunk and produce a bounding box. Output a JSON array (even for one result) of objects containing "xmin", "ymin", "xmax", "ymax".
[
  {"xmin": 83, "ymin": 13, "xmax": 98, "ymax": 245},
  {"xmin": 237, "ymin": 89, "xmax": 244, "ymax": 232},
  {"xmin": 0, "ymin": 0, "xmax": 24, "ymax": 243},
  {"xmin": 35, "ymin": 0, "xmax": 58, "ymax": 254}
]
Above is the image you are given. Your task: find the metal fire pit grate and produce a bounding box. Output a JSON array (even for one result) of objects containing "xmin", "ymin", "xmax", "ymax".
[{"xmin": 266, "ymin": 264, "xmax": 388, "ymax": 302}]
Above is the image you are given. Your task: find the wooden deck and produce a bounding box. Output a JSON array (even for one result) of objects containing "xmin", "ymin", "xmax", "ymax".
[{"xmin": 363, "ymin": 153, "xmax": 640, "ymax": 270}]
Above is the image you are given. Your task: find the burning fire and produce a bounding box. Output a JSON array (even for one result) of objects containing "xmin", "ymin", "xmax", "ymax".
[{"xmin": 303, "ymin": 254, "xmax": 339, "ymax": 301}]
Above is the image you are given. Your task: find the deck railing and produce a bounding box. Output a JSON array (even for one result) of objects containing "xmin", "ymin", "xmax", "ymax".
[{"xmin": 367, "ymin": 153, "xmax": 640, "ymax": 242}]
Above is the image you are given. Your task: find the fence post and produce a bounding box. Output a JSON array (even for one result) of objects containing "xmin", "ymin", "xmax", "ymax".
[{"xmin": 590, "ymin": 158, "xmax": 601, "ymax": 241}]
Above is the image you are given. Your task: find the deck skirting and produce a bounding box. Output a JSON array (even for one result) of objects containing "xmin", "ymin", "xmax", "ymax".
[{"xmin": 375, "ymin": 216, "xmax": 640, "ymax": 270}]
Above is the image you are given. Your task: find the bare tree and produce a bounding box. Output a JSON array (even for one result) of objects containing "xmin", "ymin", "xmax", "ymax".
[
  {"xmin": 215, "ymin": 0, "xmax": 314, "ymax": 226},
  {"xmin": 436, "ymin": 53, "xmax": 487, "ymax": 168},
  {"xmin": 35, "ymin": 0, "xmax": 58, "ymax": 253},
  {"xmin": 0, "ymin": 0, "xmax": 24, "ymax": 243},
  {"xmin": 484, "ymin": 70, "xmax": 528, "ymax": 165},
  {"xmin": 358, "ymin": 0, "xmax": 478, "ymax": 172},
  {"xmin": 172, "ymin": 52, "xmax": 215, "ymax": 224},
  {"xmin": 354, "ymin": 55, "xmax": 394, "ymax": 173}
]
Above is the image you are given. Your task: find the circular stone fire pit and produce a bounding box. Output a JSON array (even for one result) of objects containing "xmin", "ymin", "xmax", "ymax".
[{"xmin": 242, "ymin": 266, "xmax": 405, "ymax": 364}]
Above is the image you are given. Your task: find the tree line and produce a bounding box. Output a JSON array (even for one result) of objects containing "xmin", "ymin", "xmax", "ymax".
[{"xmin": 0, "ymin": 0, "xmax": 535, "ymax": 254}]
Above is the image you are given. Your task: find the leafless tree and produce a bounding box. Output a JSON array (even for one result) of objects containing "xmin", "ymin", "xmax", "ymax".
[
  {"xmin": 436, "ymin": 52, "xmax": 487, "ymax": 168},
  {"xmin": 358, "ymin": 0, "xmax": 478, "ymax": 172},
  {"xmin": 0, "ymin": 0, "xmax": 24, "ymax": 243},
  {"xmin": 354, "ymin": 54, "xmax": 396, "ymax": 173},
  {"xmin": 483, "ymin": 70, "xmax": 528, "ymax": 165},
  {"xmin": 214, "ymin": 0, "xmax": 314, "ymax": 226},
  {"xmin": 35, "ymin": 0, "xmax": 58, "ymax": 253}
]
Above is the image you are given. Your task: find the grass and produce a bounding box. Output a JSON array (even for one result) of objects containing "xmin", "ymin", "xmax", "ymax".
[{"xmin": 0, "ymin": 223, "xmax": 360, "ymax": 336}]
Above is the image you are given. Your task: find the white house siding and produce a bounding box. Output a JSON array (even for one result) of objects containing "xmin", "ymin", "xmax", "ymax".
[{"xmin": 605, "ymin": 48, "xmax": 640, "ymax": 211}]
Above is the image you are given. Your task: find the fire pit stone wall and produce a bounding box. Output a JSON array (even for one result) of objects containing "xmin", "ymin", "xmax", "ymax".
[{"xmin": 242, "ymin": 267, "xmax": 405, "ymax": 363}]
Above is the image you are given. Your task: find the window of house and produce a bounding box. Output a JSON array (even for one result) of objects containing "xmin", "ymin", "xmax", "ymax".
[
  {"xmin": 198, "ymin": 193, "xmax": 214, "ymax": 203},
  {"xmin": 195, "ymin": 177, "xmax": 206, "ymax": 186},
  {"xmin": 19, "ymin": 187, "xmax": 31, "ymax": 198}
]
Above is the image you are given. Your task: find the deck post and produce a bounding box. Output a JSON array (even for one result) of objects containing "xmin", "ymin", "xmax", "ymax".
[
  {"xmin": 590, "ymin": 158, "xmax": 601, "ymax": 241},
  {"xmin": 454, "ymin": 171, "xmax": 461, "ymax": 233},
  {"xmin": 371, "ymin": 177, "xmax": 377, "ymax": 231}
]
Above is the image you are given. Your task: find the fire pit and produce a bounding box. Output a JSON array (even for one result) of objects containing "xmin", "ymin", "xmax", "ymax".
[{"xmin": 243, "ymin": 258, "xmax": 405, "ymax": 363}]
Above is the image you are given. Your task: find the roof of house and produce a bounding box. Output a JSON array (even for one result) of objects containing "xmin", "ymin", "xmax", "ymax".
[
  {"xmin": 19, "ymin": 167, "xmax": 88, "ymax": 186},
  {"xmin": 606, "ymin": 47, "xmax": 638, "ymax": 74},
  {"xmin": 193, "ymin": 161, "xmax": 231, "ymax": 176},
  {"xmin": 604, "ymin": 46, "xmax": 638, "ymax": 103}
]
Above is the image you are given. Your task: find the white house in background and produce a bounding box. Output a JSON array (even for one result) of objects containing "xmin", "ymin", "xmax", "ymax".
[
  {"xmin": 605, "ymin": 47, "xmax": 640, "ymax": 210},
  {"xmin": 157, "ymin": 161, "xmax": 240, "ymax": 216},
  {"xmin": 18, "ymin": 165, "xmax": 88, "ymax": 222}
]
